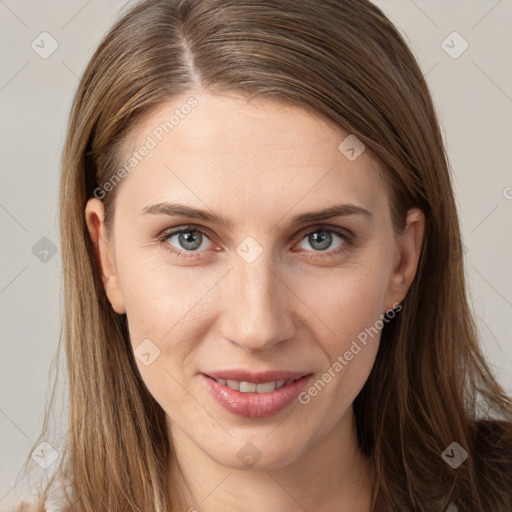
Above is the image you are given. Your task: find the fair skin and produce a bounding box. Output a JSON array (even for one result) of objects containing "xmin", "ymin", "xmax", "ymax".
[{"xmin": 85, "ymin": 91, "xmax": 424, "ymax": 511}]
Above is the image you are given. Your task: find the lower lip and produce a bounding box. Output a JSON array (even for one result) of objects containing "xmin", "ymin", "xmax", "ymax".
[{"xmin": 202, "ymin": 374, "xmax": 312, "ymax": 418}]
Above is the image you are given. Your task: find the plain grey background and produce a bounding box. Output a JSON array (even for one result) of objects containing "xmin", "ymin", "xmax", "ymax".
[{"xmin": 1, "ymin": 0, "xmax": 511, "ymax": 507}]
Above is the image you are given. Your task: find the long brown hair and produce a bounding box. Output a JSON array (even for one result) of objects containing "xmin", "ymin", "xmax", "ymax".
[{"xmin": 14, "ymin": 0, "xmax": 512, "ymax": 510}]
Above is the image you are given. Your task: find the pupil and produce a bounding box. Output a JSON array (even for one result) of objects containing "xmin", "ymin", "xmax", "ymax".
[
  {"xmin": 311, "ymin": 231, "xmax": 331, "ymax": 251},
  {"xmin": 180, "ymin": 231, "xmax": 201, "ymax": 250}
]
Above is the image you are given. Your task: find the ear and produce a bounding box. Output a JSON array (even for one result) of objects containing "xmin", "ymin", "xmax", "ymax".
[
  {"xmin": 384, "ymin": 208, "xmax": 425, "ymax": 311},
  {"xmin": 85, "ymin": 198, "xmax": 126, "ymax": 314}
]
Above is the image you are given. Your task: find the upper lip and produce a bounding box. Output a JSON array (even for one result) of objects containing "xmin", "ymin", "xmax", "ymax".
[{"xmin": 204, "ymin": 370, "xmax": 312, "ymax": 383}]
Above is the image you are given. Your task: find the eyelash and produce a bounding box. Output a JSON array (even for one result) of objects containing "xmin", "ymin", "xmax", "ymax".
[{"xmin": 157, "ymin": 224, "xmax": 353, "ymax": 261}]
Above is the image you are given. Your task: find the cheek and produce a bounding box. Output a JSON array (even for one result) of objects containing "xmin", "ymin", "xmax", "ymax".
[
  {"xmin": 118, "ymin": 253, "xmax": 231, "ymax": 372},
  {"xmin": 293, "ymin": 259, "xmax": 390, "ymax": 340},
  {"xmin": 117, "ymin": 259, "xmax": 222, "ymax": 420},
  {"xmin": 291, "ymin": 265, "xmax": 389, "ymax": 405}
]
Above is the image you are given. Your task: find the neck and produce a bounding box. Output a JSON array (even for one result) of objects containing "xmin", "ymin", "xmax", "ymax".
[{"xmin": 167, "ymin": 406, "xmax": 375, "ymax": 512}]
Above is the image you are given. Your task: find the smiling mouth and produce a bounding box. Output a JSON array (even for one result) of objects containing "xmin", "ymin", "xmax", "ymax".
[
  {"xmin": 202, "ymin": 373, "xmax": 313, "ymax": 418},
  {"xmin": 208, "ymin": 376, "xmax": 304, "ymax": 393}
]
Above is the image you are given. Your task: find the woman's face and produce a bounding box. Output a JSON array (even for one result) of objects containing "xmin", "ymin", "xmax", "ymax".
[{"xmin": 86, "ymin": 91, "xmax": 423, "ymax": 471}]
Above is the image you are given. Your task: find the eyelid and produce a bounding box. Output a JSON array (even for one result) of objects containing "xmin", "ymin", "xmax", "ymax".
[
  {"xmin": 157, "ymin": 224, "xmax": 217, "ymax": 245},
  {"xmin": 295, "ymin": 223, "xmax": 353, "ymax": 241}
]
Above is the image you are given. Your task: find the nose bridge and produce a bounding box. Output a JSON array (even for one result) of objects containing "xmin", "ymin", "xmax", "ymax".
[{"xmin": 220, "ymin": 246, "xmax": 294, "ymax": 352}]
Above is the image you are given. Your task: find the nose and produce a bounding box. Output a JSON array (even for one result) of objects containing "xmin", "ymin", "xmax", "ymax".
[{"xmin": 219, "ymin": 255, "xmax": 296, "ymax": 353}]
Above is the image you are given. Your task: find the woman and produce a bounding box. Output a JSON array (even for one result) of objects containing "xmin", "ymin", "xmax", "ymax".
[{"xmin": 13, "ymin": 0, "xmax": 512, "ymax": 511}]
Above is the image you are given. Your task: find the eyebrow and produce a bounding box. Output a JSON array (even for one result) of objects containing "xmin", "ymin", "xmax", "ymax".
[{"xmin": 142, "ymin": 202, "xmax": 373, "ymax": 229}]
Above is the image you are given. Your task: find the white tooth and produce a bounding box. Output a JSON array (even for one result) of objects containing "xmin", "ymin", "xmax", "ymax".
[
  {"xmin": 256, "ymin": 381, "xmax": 276, "ymax": 393},
  {"xmin": 239, "ymin": 381, "xmax": 257, "ymax": 393},
  {"xmin": 221, "ymin": 379, "xmax": 292, "ymax": 393},
  {"xmin": 226, "ymin": 379, "xmax": 240, "ymax": 391}
]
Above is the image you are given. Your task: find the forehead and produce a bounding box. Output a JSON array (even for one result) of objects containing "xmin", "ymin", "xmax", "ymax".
[{"xmin": 113, "ymin": 91, "xmax": 389, "ymax": 224}]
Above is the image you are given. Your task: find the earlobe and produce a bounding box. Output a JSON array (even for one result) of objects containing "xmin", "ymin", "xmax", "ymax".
[
  {"xmin": 84, "ymin": 198, "xmax": 126, "ymax": 314},
  {"xmin": 385, "ymin": 208, "xmax": 425, "ymax": 310}
]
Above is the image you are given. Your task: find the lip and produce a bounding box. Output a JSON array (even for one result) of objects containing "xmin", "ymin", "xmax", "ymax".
[
  {"xmin": 201, "ymin": 371, "xmax": 313, "ymax": 418},
  {"xmin": 205, "ymin": 369, "xmax": 311, "ymax": 383}
]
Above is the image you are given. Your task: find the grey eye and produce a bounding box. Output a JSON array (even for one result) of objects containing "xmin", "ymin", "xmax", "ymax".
[
  {"xmin": 166, "ymin": 229, "xmax": 213, "ymax": 252},
  {"xmin": 297, "ymin": 230, "xmax": 345, "ymax": 252}
]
